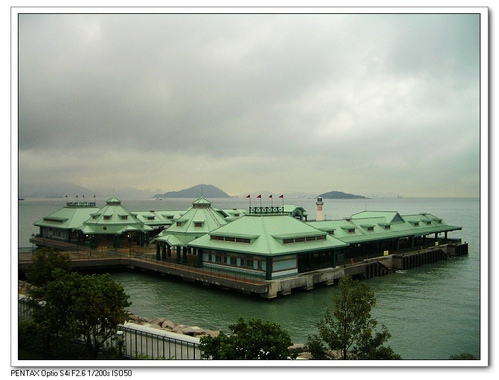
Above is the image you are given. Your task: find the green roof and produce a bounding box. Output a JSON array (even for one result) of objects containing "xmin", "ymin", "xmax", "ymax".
[
  {"xmin": 189, "ymin": 214, "xmax": 348, "ymax": 256},
  {"xmin": 34, "ymin": 203, "xmax": 100, "ymax": 230},
  {"xmin": 192, "ymin": 197, "xmax": 212, "ymax": 207},
  {"xmin": 308, "ymin": 211, "xmax": 462, "ymax": 244},
  {"xmin": 83, "ymin": 197, "xmax": 150, "ymax": 234},
  {"xmin": 151, "ymin": 197, "xmax": 227, "ymax": 246},
  {"xmin": 133, "ymin": 210, "xmax": 184, "ymax": 226}
]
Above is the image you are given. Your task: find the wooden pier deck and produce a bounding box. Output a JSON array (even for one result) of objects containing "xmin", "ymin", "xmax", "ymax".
[{"xmin": 18, "ymin": 241, "xmax": 468, "ymax": 299}]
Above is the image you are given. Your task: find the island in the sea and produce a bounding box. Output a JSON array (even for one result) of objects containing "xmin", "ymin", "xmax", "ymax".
[
  {"xmin": 154, "ymin": 184, "xmax": 230, "ymax": 199},
  {"xmin": 317, "ymin": 190, "xmax": 367, "ymax": 199}
]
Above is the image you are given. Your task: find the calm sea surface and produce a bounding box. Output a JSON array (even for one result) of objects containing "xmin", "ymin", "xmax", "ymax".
[{"xmin": 17, "ymin": 197, "xmax": 482, "ymax": 360}]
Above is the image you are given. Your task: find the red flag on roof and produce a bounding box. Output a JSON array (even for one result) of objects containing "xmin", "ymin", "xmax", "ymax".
[
  {"xmin": 269, "ymin": 194, "xmax": 273, "ymax": 198},
  {"xmin": 246, "ymin": 194, "xmax": 250, "ymax": 198},
  {"xmin": 257, "ymin": 194, "xmax": 261, "ymax": 198},
  {"xmin": 279, "ymin": 195, "xmax": 284, "ymax": 198}
]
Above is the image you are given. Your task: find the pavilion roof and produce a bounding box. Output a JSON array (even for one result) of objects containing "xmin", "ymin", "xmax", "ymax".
[
  {"xmin": 189, "ymin": 214, "xmax": 348, "ymax": 256},
  {"xmin": 151, "ymin": 197, "xmax": 227, "ymax": 245},
  {"xmin": 307, "ymin": 211, "xmax": 462, "ymax": 244},
  {"xmin": 34, "ymin": 203, "xmax": 100, "ymax": 230}
]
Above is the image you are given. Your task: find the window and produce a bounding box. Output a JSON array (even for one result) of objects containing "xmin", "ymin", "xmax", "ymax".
[
  {"xmin": 384, "ymin": 225, "xmax": 390, "ymax": 230},
  {"xmin": 104, "ymin": 215, "xmax": 111, "ymax": 220},
  {"xmin": 194, "ymin": 222, "xmax": 203, "ymax": 228},
  {"xmin": 246, "ymin": 258, "xmax": 254, "ymax": 268},
  {"xmin": 176, "ymin": 221, "xmax": 183, "ymax": 227},
  {"xmin": 283, "ymin": 235, "xmax": 326, "ymax": 244},
  {"xmin": 121, "ymin": 215, "xmax": 128, "ymax": 220},
  {"xmin": 230, "ymin": 257, "xmax": 237, "ymax": 265},
  {"xmin": 43, "ymin": 218, "xmax": 63, "ymax": 223}
]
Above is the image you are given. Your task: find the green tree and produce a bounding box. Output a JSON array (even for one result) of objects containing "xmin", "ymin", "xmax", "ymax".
[
  {"xmin": 200, "ymin": 317, "xmax": 295, "ymax": 360},
  {"xmin": 29, "ymin": 269, "xmax": 131, "ymax": 359},
  {"xmin": 307, "ymin": 275, "xmax": 400, "ymax": 360},
  {"xmin": 26, "ymin": 247, "xmax": 71, "ymax": 286}
]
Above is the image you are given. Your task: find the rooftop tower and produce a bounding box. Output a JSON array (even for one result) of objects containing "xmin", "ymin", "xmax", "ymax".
[{"xmin": 316, "ymin": 196, "xmax": 324, "ymax": 221}]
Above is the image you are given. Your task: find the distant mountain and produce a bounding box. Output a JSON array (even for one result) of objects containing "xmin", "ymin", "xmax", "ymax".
[
  {"xmin": 19, "ymin": 181, "xmax": 155, "ymax": 199},
  {"xmin": 19, "ymin": 181, "xmax": 93, "ymax": 199},
  {"xmin": 318, "ymin": 190, "xmax": 367, "ymax": 199},
  {"xmin": 154, "ymin": 184, "xmax": 231, "ymax": 199}
]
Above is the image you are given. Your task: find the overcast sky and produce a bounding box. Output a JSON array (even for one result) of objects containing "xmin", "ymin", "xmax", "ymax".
[{"xmin": 16, "ymin": 10, "xmax": 482, "ymax": 198}]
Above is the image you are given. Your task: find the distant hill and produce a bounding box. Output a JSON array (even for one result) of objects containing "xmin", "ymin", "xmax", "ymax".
[
  {"xmin": 154, "ymin": 184, "xmax": 231, "ymax": 198},
  {"xmin": 19, "ymin": 181, "xmax": 93, "ymax": 199},
  {"xmin": 19, "ymin": 181, "xmax": 155, "ymax": 199},
  {"xmin": 318, "ymin": 191, "xmax": 367, "ymax": 199}
]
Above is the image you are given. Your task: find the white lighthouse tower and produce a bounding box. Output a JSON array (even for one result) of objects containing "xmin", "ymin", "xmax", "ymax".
[{"xmin": 316, "ymin": 196, "xmax": 324, "ymax": 221}]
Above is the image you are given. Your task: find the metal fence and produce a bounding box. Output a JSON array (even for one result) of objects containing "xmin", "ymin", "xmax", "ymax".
[
  {"xmin": 18, "ymin": 296, "xmax": 35, "ymax": 320},
  {"xmin": 18, "ymin": 298, "xmax": 202, "ymax": 360},
  {"xmin": 120, "ymin": 324, "xmax": 201, "ymax": 360}
]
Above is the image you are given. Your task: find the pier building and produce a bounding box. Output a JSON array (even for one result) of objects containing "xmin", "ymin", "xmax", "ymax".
[
  {"xmin": 188, "ymin": 213, "xmax": 348, "ymax": 280},
  {"xmin": 151, "ymin": 197, "xmax": 228, "ymax": 262},
  {"xmin": 33, "ymin": 201, "xmax": 100, "ymax": 248},
  {"xmin": 28, "ymin": 196, "xmax": 467, "ymax": 298},
  {"xmin": 307, "ymin": 210, "xmax": 462, "ymax": 265},
  {"xmin": 80, "ymin": 196, "xmax": 153, "ymax": 249},
  {"xmin": 31, "ymin": 197, "xmax": 179, "ymax": 250}
]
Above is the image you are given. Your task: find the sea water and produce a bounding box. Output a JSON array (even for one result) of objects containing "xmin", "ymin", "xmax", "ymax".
[{"xmin": 16, "ymin": 197, "xmax": 482, "ymax": 360}]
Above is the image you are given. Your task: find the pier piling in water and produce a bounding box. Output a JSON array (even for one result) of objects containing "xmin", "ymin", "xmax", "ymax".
[{"xmin": 19, "ymin": 242, "xmax": 468, "ymax": 299}]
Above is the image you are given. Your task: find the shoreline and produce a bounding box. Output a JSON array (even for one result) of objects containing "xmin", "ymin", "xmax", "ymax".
[{"xmin": 125, "ymin": 312, "xmax": 221, "ymax": 339}]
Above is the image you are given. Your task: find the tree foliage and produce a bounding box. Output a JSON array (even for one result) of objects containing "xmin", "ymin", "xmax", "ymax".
[
  {"xmin": 26, "ymin": 247, "xmax": 71, "ymax": 286},
  {"xmin": 29, "ymin": 269, "xmax": 131, "ymax": 359},
  {"xmin": 308, "ymin": 275, "xmax": 400, "ymax": 360},
  {"xmin": 199, "ymin": 317, "xmax": 295, "ymax": 360}
]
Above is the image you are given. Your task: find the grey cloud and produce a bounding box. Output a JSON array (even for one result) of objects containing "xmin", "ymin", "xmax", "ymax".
[{"xmin": 17, "ymin": 11, "xmax": 481, "ymax": 197}]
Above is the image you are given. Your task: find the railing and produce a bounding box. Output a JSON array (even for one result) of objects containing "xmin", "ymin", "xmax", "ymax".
[
  {"xmin": 19, "ymin": 247, "xmax": 267, "ymax": 286},
  {"xmin": 18, "ymin": 297, "xmax": 201, "ymax": 360},
  {"xmin": 18, "ymin": 295, "xmax": 35, "ymax": 320},
  {"xmin": 120, "ymin": 324, "xmax": 201, "ymax": 360},
  {"xmin": 248, "ymin": 206, "xmax": 284, "ymax": 214}
]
